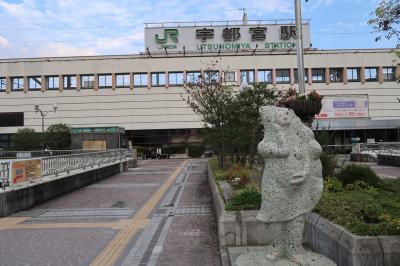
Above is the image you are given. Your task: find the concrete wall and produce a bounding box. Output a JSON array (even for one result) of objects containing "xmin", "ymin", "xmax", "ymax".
[
  {"xmin": 0, "ymin": 161, "xmax": 127, "ymax": 217},
  {"xmin": 0, "ymin": 49, "xmax": 398, "ymax": 133}
]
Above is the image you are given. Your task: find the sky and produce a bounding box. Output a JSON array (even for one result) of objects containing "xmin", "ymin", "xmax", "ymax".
[{"xmin": 0, "ymin": 0, "xmax": 396, "ymax": 58}]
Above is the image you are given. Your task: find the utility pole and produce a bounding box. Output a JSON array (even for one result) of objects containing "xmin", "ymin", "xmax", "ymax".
[{"xmin": 295, "ymin": 0, "xmax": 306, "ymax": 94}]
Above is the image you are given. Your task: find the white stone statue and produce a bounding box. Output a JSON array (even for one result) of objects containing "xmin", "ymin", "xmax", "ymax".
[{"xmin": 236, "ymin": 106, "xmax": 336, "ymax": 266}]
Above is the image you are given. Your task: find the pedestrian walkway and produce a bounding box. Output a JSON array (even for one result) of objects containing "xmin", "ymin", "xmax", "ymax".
[{"xmin": 0, "ymin": 159, "xmax": 221, "ymax": 266}]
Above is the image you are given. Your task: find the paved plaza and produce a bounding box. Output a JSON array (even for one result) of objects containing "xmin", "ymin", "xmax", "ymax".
[
  {"xmin": 337, "ymin": 154, "xmax": 400, "ymax": 179},
  {"xmin": 0, "ymin": 159, "xmax": 221, "ymax": 266}
]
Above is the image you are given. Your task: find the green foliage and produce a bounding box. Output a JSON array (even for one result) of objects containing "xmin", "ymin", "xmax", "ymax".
[
  {"xmin": 44, "ymin": 123, "xmax": 71, "ymax": 150},
  {"xmin": 10, "ymin": 128, "xmax": 39, "ymax": 150},
  {"xmin": 162, "ymin": 144, "xmax": 186, "ymax": 154},
  {"xmin": 183, "ymin": 67, "xmax": 277, "ymax": 168},
  {"xmin": 188, "ymin": 145, "xmax": 205, "ymax": 158},
  {"xmin": 225, "ymin": 187, "xmax": 261, "ymax": 211},
  {"xmin": 324, "ymin": 176, "xmax": 344, "ymax": 193},
  {"xmin": 337, "ymin": 165, "xmax": 380, "ymax": 186},
  {"xmin": 315, "ymin": 179, "xmax": 400, "ymax": 236},
  {"xmin": 368, "ymin": 0, "xmax": 400, "ymax": 44},
  {"xmin": 346, "ymin": 181, "xmax": 379, "ymax": 194},
  {"xmin": 224, "ymin": 164, "xmax": 252, "ymax": 189},
  {"xmin": 183, "ymin": 67, "xmax": 234, "ymax": 169},
  {"xmin": 227, "ymin": 83, "xmax": 277, "ymax": 165},
  {"xmin": 320, "ymin": 153, "xmax": 337, "ymax": 178}
]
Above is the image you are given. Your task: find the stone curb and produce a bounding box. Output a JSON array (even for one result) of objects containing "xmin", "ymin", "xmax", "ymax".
[{"xmin": 207, "ymin": 161, "xmax": 400, "ymax": 266}]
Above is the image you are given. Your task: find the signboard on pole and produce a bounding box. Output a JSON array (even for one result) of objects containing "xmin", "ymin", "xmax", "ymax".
[
  {"xmin": 315, "ymin": 95, "xmax": 369, "ymax": 119},
  {"xmin": 144, "ymin": 23, "xmax": 311, "ymax": 53}
]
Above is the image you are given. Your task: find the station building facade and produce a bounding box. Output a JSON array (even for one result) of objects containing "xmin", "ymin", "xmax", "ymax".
[{"xmin": 0, "ymin": 22, "xmax": 399, "ymax": 149}]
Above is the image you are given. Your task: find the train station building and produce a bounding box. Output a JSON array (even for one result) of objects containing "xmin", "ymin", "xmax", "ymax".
[{"xmin": 0, "ymin": 20, "xmax": 399, "ymax": 148}]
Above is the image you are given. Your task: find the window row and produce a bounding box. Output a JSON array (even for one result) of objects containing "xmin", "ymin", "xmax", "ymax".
[{"xmin": 0, "ymin": 67, "xmax": 397, "ymax": 92}]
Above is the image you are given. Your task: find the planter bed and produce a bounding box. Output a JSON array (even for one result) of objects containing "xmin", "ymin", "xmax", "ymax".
[{"xmin": 207, "ymin": 161, "xmax": 400, "ymax": 266}]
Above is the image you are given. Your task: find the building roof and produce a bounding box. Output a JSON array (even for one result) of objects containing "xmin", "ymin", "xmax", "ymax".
[{"xmin": 0, "ymin": 48, "xmax": 397, "ymax": 63}]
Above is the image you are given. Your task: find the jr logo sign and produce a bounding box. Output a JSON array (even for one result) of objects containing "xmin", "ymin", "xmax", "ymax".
[{"xmin": 155, "ymin": 29, "xmax": 179, "ymax": 44}]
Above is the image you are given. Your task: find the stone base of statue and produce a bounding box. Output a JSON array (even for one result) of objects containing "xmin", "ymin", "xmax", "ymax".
[{"xmin": 235, "ymin": 246, "xmax": 336, "ymax": 266}]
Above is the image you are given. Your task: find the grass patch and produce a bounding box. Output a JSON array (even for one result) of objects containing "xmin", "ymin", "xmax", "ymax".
[{"xmin": 225, "ymin": 188, "xmax": 261, "ymax": 211}]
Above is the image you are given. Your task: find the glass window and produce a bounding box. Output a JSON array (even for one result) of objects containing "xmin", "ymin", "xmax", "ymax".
[
  {"xmin": 29, "ymin": 76, "xmax": 41, "ymax": 90},
  {"xmin": 47, "ymin": 76, "xmax": 59, "ymax": 90},
  {"xmin": 168, "ymin": 72, "xmax": 183, "ymax": 86},
  {"xmin": 151, "ymin": 72, "xmax": 166, "ymax": 87},
  {"xmin": 63, "ymin": 75, "xmax": 77, "ymax": 90},
  {"xmin": 276, "ymin": 69, "xmax": 290, "ymax": 84},
  {"xmin": 382, "ymin": 67, "xmax": 396, "ymax": 81},
  {"xmin": 347, "ymin": 68, "xmax": 360, "ymax": 82},
  {"xmin": 204, "ymin": 71, "xmax": 219, "ymax": 83},
  {"xmin": 224, "ymin": 71, "xmax": 235, "ymax": 83},
  {"xmin": 133, "ymin": 73, "xmax": 148, "ymax": 87},
  {"xmin": 186, "ymin": 71, "xmax": 201, "ymax": 83},
  {"xmin": 258, "ymin": 69, "xmax": 272, "ymax": 83},
  {"xmin": 329, "ymin": 68, "xmax": 343, "ymax": 83},
  {"xmin": 365, "ymin": 67, "xmax": 378, "ymax": 82},
  {"xmin": 116, "ymin": 74, "xmax": 130, "ymax": 87},
  {"xmin": 0, "ymin": 78, "xmax": 6, "ymax": 92},
  {"xmin": 294, "ymin": 69, "xmax": 308, "ymax": 83},
  {"xmin": 383, "ymin": 67, "xmax": 396, "ymax": 81},
  {"xmin": 12, "ymin": 77, "xmax": 24, "ymax": 91},
  {"xmin": 240, "ymin": 70, "xmax": 255, "ymax": 84},
  {"xmin": 81, "ymin": 75, "xmax": 94, "ymax": 89},
  {"xmin": 98, "ymin": 74, "xmax": 112, "ymax": 88},
  {"xmin": 311, "ymin": 68, "xmax": 325, "ymax": 83}
]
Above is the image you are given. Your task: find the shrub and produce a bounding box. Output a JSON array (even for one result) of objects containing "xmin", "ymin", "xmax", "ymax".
[
  {"xmin": 324, "ymin": 176, "xmax": 344, "ymax": 193},
  {"xmin": 225, "ymin": 164, "xmax": 252, "ymax": 189},
  {"xmin": 226, "ymin": 188, "xmax": 261, "ymax": 211},
  {"xmin": 44, "ymin": 123, "xmax": 71, "ymax": 150},
  {"xmin": 315, "ymin": 179, "xmax": 400, "ymax": 236},
  {"xmin": 320, "ymin": 153, "xmax": 337, "ymax": 178},
  {"xmin": 10, "ymin": 128, "xmax": 39, "ymax": 150},
  {"xmin": 336, "ymin": 164, "xmax": 380, "ymax": 186},
  {"xmin": 188, "ymin": 145, "xmax": 205, "ymax": 158}
]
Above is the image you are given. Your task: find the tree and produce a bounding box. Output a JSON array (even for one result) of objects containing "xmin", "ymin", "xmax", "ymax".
[
  {"xmin": 44, "ymin": 123, "xmax": 71, "ymax": 150},
  {"xmin": 369, "ymin": 0, "xmax": 400, "ymax": 48},
  {"xmin": 183, "ymin": 69, "xmax": 234, "ymax": 169},
  {"xmin": 228, "ymin": 83, "xmax": 277, "ymax": 164},
  {"xmin": 10, "ymin": 128, "xmax": 39, "ymax": 150}
]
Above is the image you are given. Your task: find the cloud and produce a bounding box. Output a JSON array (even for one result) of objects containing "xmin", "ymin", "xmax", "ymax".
[
  {"xmin": 36, "ymin": 43, "xmax": 97, "ymax": 57},
  {"xmin": 0, "ymin": 36, "xmax": 9, "ymax": 47},
  {"xmin": 0, "ymin": 0, "xmax": 395, "ymax": 58}
]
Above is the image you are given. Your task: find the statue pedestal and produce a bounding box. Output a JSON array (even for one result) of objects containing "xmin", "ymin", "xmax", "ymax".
[{"xmin": 229, "ymin": 246, "xmax": 336, "ymax": 266}]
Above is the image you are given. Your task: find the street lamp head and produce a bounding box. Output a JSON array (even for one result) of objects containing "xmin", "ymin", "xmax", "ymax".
[{"xmin": 53, "ymin": 104, "xmax": 58, "ymax": 113}]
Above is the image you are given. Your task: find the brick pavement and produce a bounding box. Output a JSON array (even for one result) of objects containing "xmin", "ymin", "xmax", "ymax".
[{"xmin": 0, "ymin": 159, "xmax": 222, "ymax": 266}]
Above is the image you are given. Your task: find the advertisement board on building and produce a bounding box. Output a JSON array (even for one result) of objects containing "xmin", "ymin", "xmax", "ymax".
[
  {"xmin": 315, "ymin": 95, "xmax": 369, "ymax": 119},
  {"xmin": 144, "ymin": 23, "xmax": 311, "ymax": 53}
]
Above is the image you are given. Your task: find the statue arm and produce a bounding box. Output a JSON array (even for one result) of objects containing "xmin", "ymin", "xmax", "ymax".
[{"xmin": 258, "ymin": 140, "xmax": 289, "ymax": 158}]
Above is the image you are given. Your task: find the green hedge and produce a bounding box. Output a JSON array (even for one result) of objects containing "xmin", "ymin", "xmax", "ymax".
[{"xmin": 315, "ymin": 178, "xmax": 400, "ymax": 236}]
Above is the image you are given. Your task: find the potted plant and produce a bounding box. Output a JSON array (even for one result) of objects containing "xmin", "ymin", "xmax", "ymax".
[{"xmin": 277, "ymin": 88, "xmax": 323, "ymax": 126}]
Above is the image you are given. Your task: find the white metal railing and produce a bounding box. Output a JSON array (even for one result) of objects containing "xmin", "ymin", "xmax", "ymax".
[
  {"xmin": 0, "ymin": 161, "xmax": 10, "ymax": 189},
  {"xmin": 0, "ymin": 149, "xmax": 132, "ymax": 190},
  {"xmin": 360, "ymin": 142, "xmax": 400, "ymax": 155},
  {"xmin": 0, "ymin": 149, "xmax": 104, "ymax": 159}
]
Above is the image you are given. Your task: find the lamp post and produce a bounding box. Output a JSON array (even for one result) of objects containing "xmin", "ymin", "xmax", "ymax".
[
  {"xmin": 295, "ymin": 0, "xmax": 306, "ymax": 95},
  {"xmin": 34, "ymin": 104, "xmax": 58, "ymax": 151}
]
